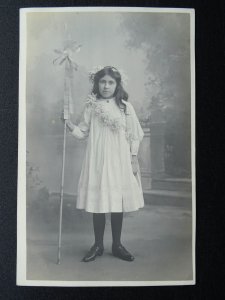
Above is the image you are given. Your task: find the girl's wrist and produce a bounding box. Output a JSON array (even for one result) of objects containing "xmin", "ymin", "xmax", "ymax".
[{"xmin": 67, "ymin": 121, "xmax": 75, "ymax": 132}]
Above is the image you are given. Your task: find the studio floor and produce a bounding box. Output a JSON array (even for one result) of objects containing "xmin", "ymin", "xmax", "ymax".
[{"xmin": 26, "ymin": 204, "xmax": 193, "ymax": 283}]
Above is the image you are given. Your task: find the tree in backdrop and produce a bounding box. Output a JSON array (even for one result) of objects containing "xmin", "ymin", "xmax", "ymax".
[{"xmin": 121, "ymin": 13, "xmax": 191, "ymax": 176}]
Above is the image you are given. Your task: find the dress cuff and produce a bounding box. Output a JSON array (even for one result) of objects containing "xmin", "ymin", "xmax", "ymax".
[{"xmin": 130, "ymin": 140, "xmax": 140, "ymax": 155}]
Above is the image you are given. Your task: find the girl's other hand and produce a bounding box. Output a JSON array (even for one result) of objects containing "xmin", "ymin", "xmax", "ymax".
[{"xmin": 131, "ymin": 155, "xmax": 139, "ymax": 175}]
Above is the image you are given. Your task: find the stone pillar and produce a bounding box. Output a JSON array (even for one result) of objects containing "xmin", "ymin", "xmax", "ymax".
[
  {"xmin": 139, "ymin": 96, "xmax": 165, "ymax": 190},
  {"xmin": 138, "ymin": 127, "xmax": 151, "ymax": 190},
  {"xmin": 149, "ymin": 122, "xmax": 165, "ymax": 179}
]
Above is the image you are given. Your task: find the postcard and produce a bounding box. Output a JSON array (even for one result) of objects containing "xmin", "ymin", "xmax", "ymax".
[{"xmin": 17, "ymin": 6, "xmax": 195, "ymax": 286}]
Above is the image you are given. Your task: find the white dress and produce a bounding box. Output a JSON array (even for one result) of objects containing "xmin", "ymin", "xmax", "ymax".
[{"xmin": 71, "ymin": 96, "xmax": 144, "ymax": 213}]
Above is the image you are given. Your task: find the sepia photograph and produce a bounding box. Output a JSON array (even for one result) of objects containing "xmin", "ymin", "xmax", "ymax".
[{"xmin": 17, "ymin": 7, "xmax": 195, "ymax": 286}]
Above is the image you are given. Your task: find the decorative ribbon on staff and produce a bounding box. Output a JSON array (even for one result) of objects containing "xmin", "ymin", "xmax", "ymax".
[
  {"xmin": 53, "ymin": 38, "xmax": 82, "ymax": 265},
  {"xmin": 53, "ymin": 41, "xmax": 82, "ymax": 118}
]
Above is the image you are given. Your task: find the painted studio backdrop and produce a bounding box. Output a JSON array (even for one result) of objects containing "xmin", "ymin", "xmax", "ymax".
[{"xmin": 25, "ymin": 11, "xmax": 193, "ymax": 282}]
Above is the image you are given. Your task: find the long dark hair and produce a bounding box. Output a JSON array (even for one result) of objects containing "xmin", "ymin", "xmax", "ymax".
[{"xmin": 92, "ymin": 66, "xmax": 128, "ymax": 112}]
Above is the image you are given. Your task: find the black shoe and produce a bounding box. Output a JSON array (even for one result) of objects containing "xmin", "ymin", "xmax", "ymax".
[
  {"xmin": 112, "ymin": 244, "xmax": 135, "ymax": 261},
  {"xmin": 82, "ymin": 245, "xmax": 104, "ymax": 262}
]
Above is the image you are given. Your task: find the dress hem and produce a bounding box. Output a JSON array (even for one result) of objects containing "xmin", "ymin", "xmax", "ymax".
[{"xmin": 75, "ymin": 204, "xmax": 145, "ymax": 214}]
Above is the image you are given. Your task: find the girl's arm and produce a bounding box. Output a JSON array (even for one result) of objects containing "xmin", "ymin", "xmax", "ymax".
[
  {"xmin": 125, "ymin": 102, "xmax": 144, "ymax": 175},
  {"xmin": 67, "ymin": 103, "xmax": 92, "ymax": 140},
  {"xmin": 66, "ymin": 120, "xmax": 88, "ymax": 139},
  {"xmin": 126, "ymin": 102, "xmax": 144, "ymax": 156}
]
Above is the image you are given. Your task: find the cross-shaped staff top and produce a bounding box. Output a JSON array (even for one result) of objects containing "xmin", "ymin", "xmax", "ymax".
[{"xmin": 53, "ymin": 40, "xmax": 82, "ymax": 71}]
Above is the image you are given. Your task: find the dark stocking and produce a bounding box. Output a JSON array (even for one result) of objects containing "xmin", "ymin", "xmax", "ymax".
[
  {"xmin": 93, "ymin": 213, "xmax": 105, "ymax": 247},
  {"xmin": 111, "ymin": 212, "xmax": 123, "ymax": 247}
]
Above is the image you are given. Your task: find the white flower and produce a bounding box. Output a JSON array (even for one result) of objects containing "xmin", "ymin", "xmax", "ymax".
[
  {"xmin": 88, "ymin": 66, "xmax": 128, "ymax": 86},
  {"xmin": 86, "ymin": 93, "xmax": 97, "ymax": 105},
  {"xmin": 88, "ymin": 66, "xmax": 104, "ymax": 83}
]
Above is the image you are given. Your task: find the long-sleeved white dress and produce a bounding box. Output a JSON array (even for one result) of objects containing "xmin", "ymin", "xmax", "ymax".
[{"xmin": 71, "ymin": 96, "xmax": 144, "ymax": 213}]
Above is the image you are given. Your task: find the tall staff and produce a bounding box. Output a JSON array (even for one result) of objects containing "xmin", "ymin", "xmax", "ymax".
[{"xmin": 53, "ymin": 34, "xmax": 82, "ymax": 264}]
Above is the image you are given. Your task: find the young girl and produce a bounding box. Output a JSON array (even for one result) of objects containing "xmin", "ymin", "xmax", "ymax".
[{"xmin": 66, "ymin": 66, "xmax": 144, "ymax": 262}]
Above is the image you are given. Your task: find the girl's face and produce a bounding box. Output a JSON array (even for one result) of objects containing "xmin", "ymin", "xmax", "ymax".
[{"xmin": 98, "ymin": 75, "xmax": 117, "ymax": 99}]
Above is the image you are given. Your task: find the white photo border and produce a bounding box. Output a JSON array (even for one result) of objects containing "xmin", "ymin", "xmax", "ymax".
[{"xmin": 17, "ymin": 6, "xmax": 196, "ymax": 287}]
